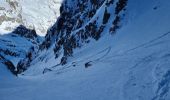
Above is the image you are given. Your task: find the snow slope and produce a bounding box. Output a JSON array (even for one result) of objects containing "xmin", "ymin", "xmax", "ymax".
[{"xmin": 0, "ymin": 0, "xmax": 170, "ymax": 100}]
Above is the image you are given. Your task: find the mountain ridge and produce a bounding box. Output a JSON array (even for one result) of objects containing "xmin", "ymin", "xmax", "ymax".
[{"xmin": 0, "ymin": 0, "xmax": 62, "ymax": 36}]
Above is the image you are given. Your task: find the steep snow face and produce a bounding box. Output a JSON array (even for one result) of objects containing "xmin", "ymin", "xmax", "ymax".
[
  {"xmin": 1, "ymin": 0, "xmax": 170, "ymax": 100},
  {"xmin": 0, "ymin": 0, "xmax": 62, "ymax": 36}
]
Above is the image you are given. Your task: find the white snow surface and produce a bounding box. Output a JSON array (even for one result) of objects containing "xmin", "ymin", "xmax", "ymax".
[{"xmin": 0, "ymin": 0, "xmax": 170, "ymax": 100}]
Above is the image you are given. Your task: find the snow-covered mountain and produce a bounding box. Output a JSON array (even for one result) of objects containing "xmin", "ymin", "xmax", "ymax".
[
  {"xmin": 0, "ymin": 25, "xmax": 42, "ymax": 75},
  {"xmin": 1, "ymin": 0, "xmax": 170, "ymax": 100},
  {"xmin": 0, "ymin": 0, "xmax": 62, "ymax": 36}
]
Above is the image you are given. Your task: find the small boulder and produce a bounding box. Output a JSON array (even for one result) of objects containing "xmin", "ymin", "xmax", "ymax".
[{"xmin": 85, "ymin": 61, "xmax": 92, "ymax": 68}]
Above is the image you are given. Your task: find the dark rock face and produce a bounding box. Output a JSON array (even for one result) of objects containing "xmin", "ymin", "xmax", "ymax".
[
  {"xmin": 41, "ymin": 0, "xmax": 106, "ymax": 65},
  {"xmin": 0, "ymin": 48, "xmax": 19, "ymax": 57},
  {"xmin": 13, "ymin": 25, "xmax": 37, "ymax": 39},
  {"xmin": 17, "ymin": 59, "xmax": 28, "ymax": 74},
  {"xmin": 40, "ymin": 0, "xmax": 105, "ymax": 49},
  {"xmin": 4, "ymin": 60, "xmax": 17, "ymax": 75},
  {"xmin": 103, "ymin": 8, "xmax": 111, "ymax": 24},
  {"xmin": 115, "ymin": 0, "xmax": 128, "ymax": 15},
  {"xmin": 16, "ymin": 46, "xmax": 37, "ymax": 74},
  {"xmin": 110, "ymin": 15, "xmax": 120, "ymax": 33},
  {"xmin": 52, "ymin": 0, "xmax": 127, "ymax": 65},
  {"xmin": 106, "ymin": 0, "xmax": 114, "ymax": 6},
  {"xmin": 110, "ymin": 0, "xmax": 128, "ymax": 34},
  {"xmin": 60, "ymin": 56, "xmax": 67, "ymax": 65}
]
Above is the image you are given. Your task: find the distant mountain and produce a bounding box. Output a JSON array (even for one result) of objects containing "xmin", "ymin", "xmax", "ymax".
[{"xmin": 0, "ymin": 0, "xmax": 62, "ymax": 36}]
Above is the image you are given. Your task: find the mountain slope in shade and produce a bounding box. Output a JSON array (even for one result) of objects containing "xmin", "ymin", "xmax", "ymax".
[
  {"xmin": 0, "ymin": 0, "xmax": 62, "ymax": 36},
  {"xmin": 0, "ymin": 25, "xmax": 42, "ymax": 74},
  {"xmin": 0, "ymin": 0, "xmax": 170, "ymax": 100}
]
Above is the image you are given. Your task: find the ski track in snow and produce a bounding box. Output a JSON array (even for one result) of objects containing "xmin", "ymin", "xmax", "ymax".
[{"xmin": 103, "ymin": 31, "xmax": 170, "ymax": 61}]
